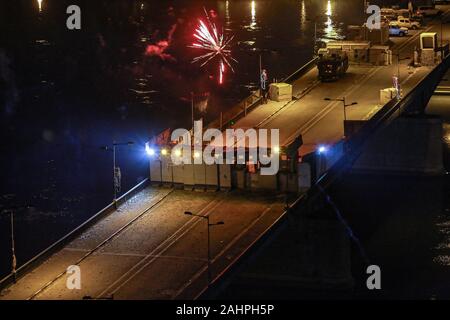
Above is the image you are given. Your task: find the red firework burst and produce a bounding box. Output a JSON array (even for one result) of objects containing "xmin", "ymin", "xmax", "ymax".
[{"xmin": 189, "ymin": 8, "xmax": 236, "ymax": 84}]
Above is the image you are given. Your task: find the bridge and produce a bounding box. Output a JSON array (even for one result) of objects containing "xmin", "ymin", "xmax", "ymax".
[{"xmin": 1, "ymin": 9, "xmax": 450, "ymax": 300}]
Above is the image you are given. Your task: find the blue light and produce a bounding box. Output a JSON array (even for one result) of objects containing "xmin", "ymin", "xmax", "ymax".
[
  {"xmin": 317, "ymin": 145, "xmax": 328, "ymax": 154},
  {"xmin": 145, "ymin": 143, "xmax": 156, "ymax": 156}
]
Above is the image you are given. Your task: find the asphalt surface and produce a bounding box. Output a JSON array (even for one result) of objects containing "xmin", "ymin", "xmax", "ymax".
[
  {"xmin": 0, "ymin": 188, "xmax": 284, "ymax": 299},
  {"xmin": 232, "ymin": 9, "xmax": 450, "ymax": 155}
]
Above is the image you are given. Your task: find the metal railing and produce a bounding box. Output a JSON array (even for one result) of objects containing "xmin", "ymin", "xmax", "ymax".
[
  {"xmin": 207, "ymin": 57, "xmax": 319, "ymax": 132},
  {"xmin": 0, "ymin": 178, "xmax": 150, "ymax": 290}
]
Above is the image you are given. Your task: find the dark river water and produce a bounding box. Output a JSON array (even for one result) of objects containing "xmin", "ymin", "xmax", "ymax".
[{"xmin": 0, "ymin": 0, "xmax": 429, "ymax": 289}]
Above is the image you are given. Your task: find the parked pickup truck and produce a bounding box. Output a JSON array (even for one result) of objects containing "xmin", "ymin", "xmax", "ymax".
[
  {"xmin": 389, "ymin": 16, "xmax": 421, "ymax": 30},
  {"xmin": 394, "ymin": 9, "xmax": 424, "ymax": 22},
  {"xmin": 389, "ymin": 25, "xmax": 409, "ymax": 37}
]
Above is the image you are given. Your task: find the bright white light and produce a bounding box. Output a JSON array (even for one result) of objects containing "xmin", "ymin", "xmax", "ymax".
[
  {"xmin": 145, "ymin": 144, "xmax": 155, "ymax": 156},
  {"xmin": 318, "ymin": 145, "xmax": 328, "ymax": 154},
  {"xmin": 37, "ymin": 0, "xmax": 43, "ymax": 12},
  {"xmin": 161, "ymin": 149, "xmax": 168, "ymax": 156},
  {"xmin": 273, "ymin": 146, "xmax": 280, "ymax": 154}
]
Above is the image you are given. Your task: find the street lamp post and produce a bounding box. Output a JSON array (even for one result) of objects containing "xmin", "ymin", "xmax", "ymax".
[
  {"xmin": 391, "ymin": 52, "xmax": 411, "ymax": 102},
  {"xmin": 394, "ymin": 52, "xmax": 411, "ymax": 83},
  {"xmin": 324, "ymin": 97, "xmax": 358, "ymax": 121},
  {"xmin": 2, "ymin": 209, "xmax": 17, "ymax": 283},
  {"xmin": 184, "ymin": 211, "xmax": 224, "ymax": 286},
  {"xmin": 306, "ymin": 15, "xmax": 320, "ymax": 57},
  {"xmin": 441, "ymin": 14, "xmax": 444, "ymax": 59},
  {"xmin": 101, "ymin": 141, "xmax": 134, "ymax": 209},
  {"xmin": 191, "ymin": 91, "xmax": 195, "ymax": 132}
]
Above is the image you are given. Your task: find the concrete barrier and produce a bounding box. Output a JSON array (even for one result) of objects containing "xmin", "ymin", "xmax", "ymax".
[
  {"xmin": 249, "ymin": 173, "xmax": 278, "ymax": 191},
  {"xmin": 150, "ymin": 158, "xmax": 309, "ymax": 192},
  {"xmin": 172, "ymin": 164, "xmax": 184, "ymax": 185},
  {"xmin": 161, "ymin": 157, "xmax": 173, "ymax": 186},
  {"xmin": 182, "ymin": 164, "xmax": 195, "ymax": 188},
  {"xmin": 149, "ymin": 159, "xmax": 162, "ymax": 184},
  {"xmin": 218, "ymin": 164, "xmax": 232, "ymax": 190}
]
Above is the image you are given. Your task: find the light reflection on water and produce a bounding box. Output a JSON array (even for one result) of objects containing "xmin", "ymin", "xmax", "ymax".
[
  {"xmin": 28, "ymin": 0, "xmax": 358, "ymax": 110},
  {"xmin": 300, "ymin": 0, "xmax": 306, "ymax": 28},
  {"xmin": 323, "ymin": 0, "xmax": 343, "ymax": 42},
  {"xmin": 250, "ymin": 1, "xmax": 257, "ymax": 30},
  {"xmin": 225, "ymin": 0, "xmax": 231, "ymax": 28}
]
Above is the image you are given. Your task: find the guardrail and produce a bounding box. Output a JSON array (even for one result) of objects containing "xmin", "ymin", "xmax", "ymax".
[
  {"xmin": 199, "ymin": 53, "xmax": 450, "ymax": 299},
  {"xmin": 207, "ymin": 57, "xmax": 319, "ymax": 132},
  {"xmin": 0, "ymin": 178, "xmax": 150, "ymax": 290},
  {"xmin": 282, "ymin": 57, "xmax": 318, "ymax": 83}
]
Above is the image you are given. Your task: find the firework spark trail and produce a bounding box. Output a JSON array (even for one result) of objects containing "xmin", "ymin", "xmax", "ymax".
[{"xmin": 190, "ymin": 8, "xmax": 236, "ymax": 84}]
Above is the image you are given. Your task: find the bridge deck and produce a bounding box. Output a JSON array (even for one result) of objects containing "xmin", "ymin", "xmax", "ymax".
[
  {"xmin": 233, "ymin": 46, "xmax": 436, "ymax": 156},
  {"xmin": 0, "ymin": 188, "xmax": 284, "ymax": 300}
]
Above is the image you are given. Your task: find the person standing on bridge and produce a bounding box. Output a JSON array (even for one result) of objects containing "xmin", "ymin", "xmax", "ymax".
[{"xmin": 260, "ymin": 69, "xmax": 269, "ymax": 104}]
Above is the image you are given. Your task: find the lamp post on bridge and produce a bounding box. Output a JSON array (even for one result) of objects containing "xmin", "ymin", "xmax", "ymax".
[
  {"xmin": 394, "ymin": 52, "xmax": 411, "ymax": 86},
  {"xmin": 2, "ymin": 209, "xmax": 17, "ymax": 283},
  {"xmin": 101, "ymin": 141, "xmax": 134, "ymax": 209},
  {"xmin": 306, "ymin": 15, "xmax": 321, "ymax": 57},
  {"xmin": 184, "ymin": 211, "xmax": 224, "ymax": 286},
  {"xmin": 391, "ymin": 52, "xmax": 411, "ymax": 102},
  {"xmin": 324, "ymin": 97, "xmax": 357, "ymax": 139},
  {"xmin": 324, "ymin": 97, "xmax": 358, "ymax": 122}
]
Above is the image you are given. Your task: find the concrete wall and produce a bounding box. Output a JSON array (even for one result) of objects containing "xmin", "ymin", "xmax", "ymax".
[
  {"xmin": 149, "ymin": 159, "xmax": 162, "ymax": 184},
  {"xmin": 249, "ymin": 173, "xmax": 278, "ymax": 191},
  {"xmin": 218, "ymin": 164, "xmax": 232, "ymax": 189},
  {"xmin": 353, "ymin": 116, "xmax": 444, "ymax": 175},
  {"xmin": 149, "ymin": 159, "xmax": 313, "ymax": 192}
]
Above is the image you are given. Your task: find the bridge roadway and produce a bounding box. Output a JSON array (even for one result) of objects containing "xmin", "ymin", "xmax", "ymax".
[
  {"xmin": 1, "ymin": 8, "xmax": 449, "ymax": 300},
  {"xmin": 235, "ymin": 11, "xmax": 450, "ymax": 155}
]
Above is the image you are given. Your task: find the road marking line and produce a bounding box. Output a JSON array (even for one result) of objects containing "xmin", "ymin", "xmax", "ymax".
[
  {"xmin": 63, "ymin": 248, "xmax": 90, "ymax": 252},
  {"xmin": 27, "ymin": 188, "xmax": 176, "ymax": 300},
  {"xmin": 282, "ymin": 66, "xmax": 381, "ymax": 145},
  {"xmin": 94, "ymin": 195, "xmax": 228, "ymax": 298},
  {"xmin": 82, "ymin": 251, "xmax": 206, "ymax": 262},
  {"xmin": 172, "ymin": 206, "xmax": 273, "ymax": 299}
]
